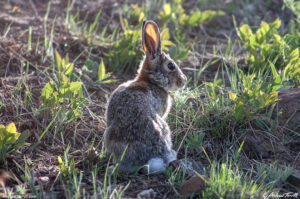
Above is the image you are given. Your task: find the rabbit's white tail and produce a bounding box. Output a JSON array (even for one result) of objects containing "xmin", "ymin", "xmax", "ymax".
[{"xmin": 147, "ymin": 158, "xmax": 166, "ymax": 174}]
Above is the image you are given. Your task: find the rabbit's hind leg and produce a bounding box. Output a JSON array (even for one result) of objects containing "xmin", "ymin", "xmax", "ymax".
[
  {"xmin": 114, "ymin": 146, "xmax": 142, "ymax": 174},
  {"xmin": 165, "ymin": 149, "xmax": 177, "ymax": 164}
]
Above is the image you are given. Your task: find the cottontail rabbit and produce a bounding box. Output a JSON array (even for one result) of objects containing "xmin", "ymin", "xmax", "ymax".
[{"xmin": 104, "ymin": 20, "xmax": 187, "ymax": 174}]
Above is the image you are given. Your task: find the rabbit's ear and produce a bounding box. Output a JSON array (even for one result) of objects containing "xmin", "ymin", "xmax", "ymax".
[{"xmin": 142, "ymin": 20, "xmax": 161, "ymax": 57}]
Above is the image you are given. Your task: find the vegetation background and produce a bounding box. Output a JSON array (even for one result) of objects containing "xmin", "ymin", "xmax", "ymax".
[{"xmin": 0, "ymin": 0, "xmax": 299, "ymax": 198}]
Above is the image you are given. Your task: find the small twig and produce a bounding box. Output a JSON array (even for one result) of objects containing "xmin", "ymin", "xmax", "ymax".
[{"xmin": 29, "ymin": 0, "xmax": 40, "ymax": 19}]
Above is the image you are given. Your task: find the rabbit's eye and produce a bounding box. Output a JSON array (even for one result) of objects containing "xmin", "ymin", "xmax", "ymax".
[{"xmin": 168, "ymin": 62, "xmax": 175, "ymax": 70}]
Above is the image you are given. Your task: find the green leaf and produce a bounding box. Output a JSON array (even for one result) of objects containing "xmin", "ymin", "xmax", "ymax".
[
  {"xmin": 64, "ymin": 63, "xmax": 74, "ymax": 75},
  {"xmin": 98, "ymin": 59, "xmax": 105, "ymax": 81},
  {"xmin": 0, "ymin": 124, "xmax": 6, "ymax": 142},
  {"xmin": 41, "ymin": 82, "xmax": 55, "ymax": 101},
  {"xmin": 270, "ymin": 18, "xmax": 281, "ymax": 29},
  {"xmin": 85, "ymin": 60, "xmax": 97, "ymax": 70},
  {"xmin": 104, "ymin": 73, "xmax": 112, "ymax": 79},
  {"xmin": 58, "ymin": 156, "xmax": 64, "ymax": 166},
  {"xmin": 138, "ymin": 12, "xmax": 145, "ymax": 23},
  {"xmin": 268, "ymin": 60, "xmax": 278, "ymax": 79},
  {"xmin": 14, "ymin": 130, "xmax": 30, "ymax": 147},
  {"xmin": 163, "ymin": 3, "xmax": 171, "ymax": 16},
  {"xmin": 293, "ymin": 67, "xmax": 300, "ymax": 80},
  {"xmin": 55, "ymin": 51, "xmax": 62, "ymax": 73},
  {"xmin": 160, "ymin": 28, "xmax": 170, "ymax": 41},
  {"xmin": 69, "ymin": 82, "xmax": 82, "ymax": 92},
  {"xmin": 188, "ymin": 11, "xmax": 200, "ymax": 26},
  {"xmin": 239, "ymin": 24, "xmax": 253, "ymax": 41},
  {"xmin": 260, "ymin": 21, "xmax": 270, "ymax": 34},
  {"xmin": 228, "ymin": 91, "xmax": 237, "ymax": 101},
  {"xmin": 234, "ymin": 100, "xmax": 245, "ymax": 121},
  {"xmin": 2, "ymin": 123, "xmax": 20, "ymax": 144},
  {"xmin": 100, "ymin": 79, "xmax": 118, "ymax": 84},
  {"xmin": 61, "ymin": 74, "xmax": 70, "ymax": 86},
  {"xmin": 289, "ymin": 48, "xmax": 299, "ymax": 63},
  {"xmin": 162, "ymin": 40, "xmax": 176, "ymax": 47},
  {"xmin": 177, "ymin": 50, "xmax": 189, "ymax": 60}
]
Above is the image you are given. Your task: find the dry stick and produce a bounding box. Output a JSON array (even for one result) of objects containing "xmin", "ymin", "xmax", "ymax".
[
  {"xmin": 4, "ymin": 54, "xmax": 12, "ymax": 77},
  {"xmin": 168, "ymin": 179, "xmax": 180, "ymax": 196},
  {"xmin": 29, "ymin": 0, "xmax": 39, "ymax": 19},
  {"xmin": 2, "ymin": 71, "xmax": 35, "ymax": 81}
]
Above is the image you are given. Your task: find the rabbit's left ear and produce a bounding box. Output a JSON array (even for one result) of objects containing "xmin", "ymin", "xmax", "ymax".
[{"xmin": 141, "ymin": 20, "xmax": 161, "ymax": 57}]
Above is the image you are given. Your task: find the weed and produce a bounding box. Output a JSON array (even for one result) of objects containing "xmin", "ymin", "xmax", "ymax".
[
  {"xmin": 185, "ymin": 132, "xmax": 205, "ymax": 153},
  {"xmin": 255, "ymin": 162, "xmax": 293, "ymax": 189},
  {"xmin": 284, "ymin": 0, "xmax": 300, "ymax": 23},
  {"xmin": 40, "ymin": 51, "xmax": 85, "ymax": 122},
  {"xmin": 0, "ymin": 123, "xmax": 29, "ymax": 168},
  {"xmin": 166, "ymin": 166, "xmax": 186, "ymax": 189},
  {"xmin": 202, "ymin": 161, "xmax": 265, "ymax": 199},
  {"xmin": 238, "ymin": 19, "xmax": 300, "ymax": 87},
  {"xmin": 159, "ymin": 0, "xmax": 225, "ymax": 28},
  {"xmin": 57, "ymin": 146, "xmax": 79, "ymax": 179},
  {"xmin": 57, "ymin": 146, "xmax": 83, "ymax": 198},
  {"xmin": 81, "ymin": 59, "xmax": 116, "ymax": 84},
  {"xmin": 228, "ymin": 70, "xmax": 278, "ymax": 122}
]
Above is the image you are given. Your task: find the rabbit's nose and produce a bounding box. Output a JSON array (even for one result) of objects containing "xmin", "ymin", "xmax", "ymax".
[
  {"xmin": 177, "ymin": 73, "xmax": 187, "ymax": 88},
  {"xmin": 180, "ymin": 72, "xmax": 187, "ymax": 86}
]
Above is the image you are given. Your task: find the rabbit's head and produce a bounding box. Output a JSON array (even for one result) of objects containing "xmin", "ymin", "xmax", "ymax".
[{"xmin": 137, "ymin": 20, "xmax": 187, "ymax": 92}]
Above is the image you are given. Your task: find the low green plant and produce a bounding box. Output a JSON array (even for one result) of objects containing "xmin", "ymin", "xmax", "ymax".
[
  {"xmin": 202, "ymin": 161, "xmax": 266, "ymax": 198},
  {"xmin": 159, "ymin": 0, "xmax": 224, "ymax": 61},
  {"xmin": 228, "ymin": 71, "xmax": 278, "ymax": 122},
  {"xmin": 57, "ymin": 148, "xmax": 79, "ymax": 178},
  {"xmin": 256, "ymin": 162, "xmax": 293, "ymax": 189},
  {"xmin": 40, "ymin": 51, "xmax": 85, "ymax": 120},
  {"xmin": 57, "ymin": 146, "xmax": 83, "ymax": 198},
  {"xmin": 92, "ymin": 164, "xmax": 129, "ymax": 198},
  {"xmin": 179, "ymin": 10, "xmax": 225, "ymax": 27},
  {"xmin": 185, "ymin": 132, "xmax": 205, "ymax": 153},
  {"xmin": 238, "ymin": 18, "xmax": 300, "ymax": 85},
  {"xmin": 159, "ymin": 1, "xmax": 225, "ymax": 27},
  {"xmin": 284, "ymin": 0, "xmax": 300, "ymax": 23},
  {"xmin": 0, "ymin": 123, "xmax": 29, "ymax": 167},
  {"xmin": 82, "ymin": 59, "xmax": 116, "ymax": 84},
  {"xmin": 123, "ymin": 4, "xmax": 145, "ymax": 25},
  {"xmin": 105, "ymin": 18, "xmax": 142, "ymax": 74},
  {"xmin": 98, "ymin": 59, "xmax": 117, "ymax": 84},
  {"xmin": 65, "ymin": 5, "xmax": 116, "ymax": 46},
  {"xmin": 165, "ymin": 166, "xmax": 186, "ymax": 189}
]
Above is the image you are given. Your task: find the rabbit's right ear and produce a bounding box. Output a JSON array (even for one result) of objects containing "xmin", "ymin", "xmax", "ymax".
[{"xmin": 141, "ymin": 20, "xmax": 161, "ymax": 57}]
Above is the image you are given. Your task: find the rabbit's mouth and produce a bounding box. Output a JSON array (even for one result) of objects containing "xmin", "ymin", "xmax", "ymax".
[{"xmin": 168, "ymin": 75, "xmax": 187, "ymax": 91}]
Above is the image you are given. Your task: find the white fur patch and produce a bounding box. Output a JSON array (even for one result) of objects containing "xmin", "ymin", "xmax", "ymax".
[{"xmin": 146, "ymin": 158, "xmax": 166, "ymax": 174}]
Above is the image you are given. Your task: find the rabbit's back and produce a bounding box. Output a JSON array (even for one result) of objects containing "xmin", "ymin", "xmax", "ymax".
[{"xmin": 106, "ymin": 80, "xmax": 170, "ymax": 129}]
